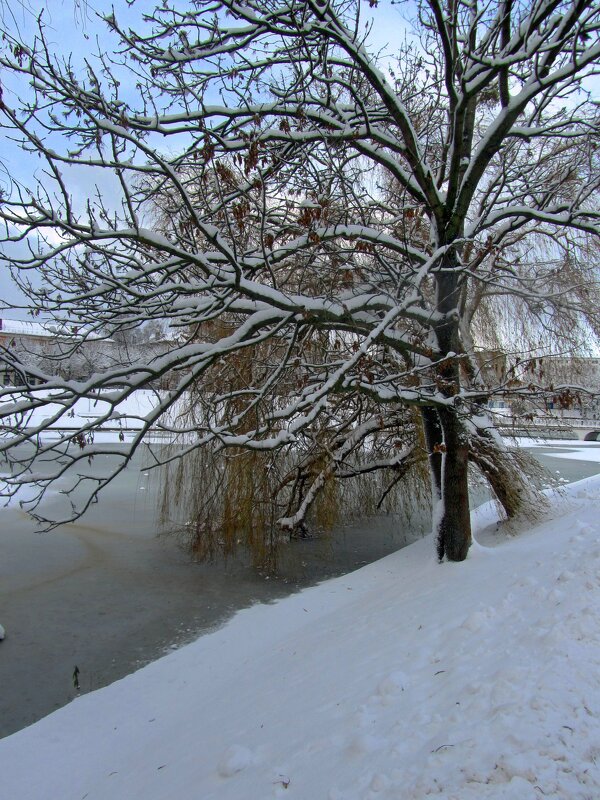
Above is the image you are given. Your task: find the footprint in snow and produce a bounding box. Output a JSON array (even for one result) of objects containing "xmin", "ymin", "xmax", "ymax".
[
  {"xmin": 355, "ymin": 706, "xmax": 379, "ymax": 728},
  {"xmin": 578, "ymin": 522, "xmax": 595, "ymax": 533},
  {"xmin": 461, "ymin": 610, "xmax": 492, "ymax": 632},
  {"xmin": 346, "ymin": 732, "xmax": 388, "ymax": 756},
  {"xmin": 375, "ymin": 670, "xmax": 408, "ymax": 704},
  {"xmin": 217, "ymin": 744, "xmax": 255, "ymax": 778},
  {"xmin": 499, "ymin": 775, "xmax": 538, "ymax": 799},
  {"xmin": 556, "ymin": 569, "xmax": 576, "ymax": 583},
  {"xmin": 369, "ymin": 772, "xmax": 390, "ymax": 792}
]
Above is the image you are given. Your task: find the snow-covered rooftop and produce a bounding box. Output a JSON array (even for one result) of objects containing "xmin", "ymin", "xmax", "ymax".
[
  {"xmin": 0, "ymin": 318, "xmax": 57, "ymax": 338},
  {"xmin": 0, "ymin": 318, "xmax": 103, "ymax": 340}
]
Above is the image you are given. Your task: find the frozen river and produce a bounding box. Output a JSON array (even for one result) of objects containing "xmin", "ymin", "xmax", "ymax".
[
  {"xmin": 1, "ymin": 439, "xmax": 599, "ymax": 738},
  {"xmin": 0, "ymin": 445, "xmax": 426, "ymax": 739}
]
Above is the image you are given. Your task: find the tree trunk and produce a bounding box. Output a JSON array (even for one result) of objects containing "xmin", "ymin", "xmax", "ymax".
[
  {"xmin": 421, "ymin": 407, "xmax": 445, "ymax": 561},
  {"xmin": 437, "ymin": 407, "xmax": 472, "ymax": 561},
  {"xmin": 429, "ymin": 257, "xmax": 472, "ymax": 562},
  {"xmin": 468, "ymin": 422, "xmax": 542, "ymax": 520},
  {"xmin": 421, "ymin": 406, "xmax": 442, "ymax": 498},
  {"xmin": 421, "ymin": 406, "xmax": 472, "ymax": 562}
]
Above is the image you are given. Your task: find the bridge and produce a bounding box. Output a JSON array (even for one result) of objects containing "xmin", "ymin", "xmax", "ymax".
[
  {"xmin": 495, "ymin": 415, "xmax": 600, "ymax": 441},
  {"xmin": 562, "ymin": 420, "xmax": 600, "ymax": 442}
]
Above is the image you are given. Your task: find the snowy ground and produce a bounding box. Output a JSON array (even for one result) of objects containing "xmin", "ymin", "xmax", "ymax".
[
  {"xmin": 0, "ymin": 388, "xmax": 162, "ymax": 441},
  {"xmin": 1, "ymin": 466, "xmax": 600, "ymax": 798},
  {"xmin": 518, "ymin": 437, "xmax": 600, "ymax": 461}
]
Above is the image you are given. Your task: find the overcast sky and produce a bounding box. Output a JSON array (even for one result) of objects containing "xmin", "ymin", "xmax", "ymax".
[{"xmin": 1, "ymin": 0, "xmax": 411, "ymax": 318}]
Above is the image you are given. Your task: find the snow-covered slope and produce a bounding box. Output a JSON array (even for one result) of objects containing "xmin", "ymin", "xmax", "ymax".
[{"xmin": 1, "ymin": 478, "xmax": 600, "ymax": 799}]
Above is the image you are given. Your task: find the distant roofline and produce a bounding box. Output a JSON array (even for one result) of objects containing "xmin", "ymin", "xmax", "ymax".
[{"xmin": 0, "ymin": 318, "xmax": 105, "ymax": 340}]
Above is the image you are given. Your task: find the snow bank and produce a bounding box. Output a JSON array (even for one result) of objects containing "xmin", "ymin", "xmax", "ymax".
[
  {"xmin": 512, "ymin": 436, "xmax": 600, "ymax": 456},
  {"xmin": 0, "ymin": 389, "xmax": 161, "ymax": 435},
  {"xmin": 535, "ymin": 445, "xmax": 600, "ymax": 463},
  {"xmin": 1, "ymin": 477, "xmax": 600, "ymax": 799}
]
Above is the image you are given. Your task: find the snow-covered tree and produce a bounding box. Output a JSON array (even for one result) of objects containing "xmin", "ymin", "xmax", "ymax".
[{"xmin": 0, "ymin": 0, "xmax": 598, "ymax": 561}]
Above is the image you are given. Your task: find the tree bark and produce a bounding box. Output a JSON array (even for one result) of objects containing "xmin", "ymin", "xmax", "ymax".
[
  {"xmin": 437, "ymin": 407, "xmax": 472, "ymax": 561},
  {"xmin": 421, "ymin": 405, "xmax": 472, "ymax": 562},
  {"xmin": 421, "ymin": 406, "xmax": 443, "ymax": 498},
  {"xmin": 430, "ymin": 258, "xmax": 472, "ymax": 562},
  {"xmin": 421, "ymin": 407, "xmax": 445, "ymax": 561}
]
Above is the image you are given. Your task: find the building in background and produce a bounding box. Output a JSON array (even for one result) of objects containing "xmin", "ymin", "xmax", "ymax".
[{"xmin": 0, "ymin": 318, "xmax": 173, "ymax": 388}]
